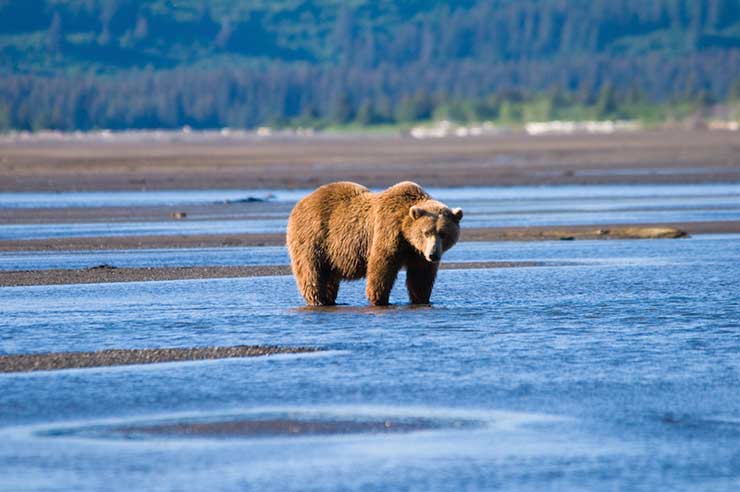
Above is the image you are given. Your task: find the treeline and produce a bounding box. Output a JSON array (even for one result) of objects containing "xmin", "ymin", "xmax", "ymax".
[
  {"xmin": 2, "ymin": 60, "xmax": 738, "ymax": 131},
  {"xmin": 3, "ymin": 0, "xmax": 739, "ymax": 69},
  {"xmin": 1, "ymin": 0, "xmax": 739, "ymax": 130}
]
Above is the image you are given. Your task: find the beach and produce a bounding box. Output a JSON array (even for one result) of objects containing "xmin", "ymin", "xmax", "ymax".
[{"xmin": 2, "ymin": 130, "xmax": 738, "ymax": 192}]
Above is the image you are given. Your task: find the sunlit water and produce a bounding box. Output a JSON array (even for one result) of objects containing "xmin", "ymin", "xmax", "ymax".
[
  {"xmin": 2, "ymin": 183, "xmax": 739, "ymax": 240},
  {"xmin": 0, "ymin": 246, "xmax": 290, "ymax": 270},
  {"xmin": 1, "ymin": 235, "xmax": 739, "ymax": 491},
  {"xmin": 0, "ymin": 240, "xmax": 645, "ymax": 271},
  {"xmin": 2, "ymin": 184, "xmax": 739, "ymax": 209},
  {"xmin": 0, "ymin": 237, "xmax": 719, "ymax": 271}
]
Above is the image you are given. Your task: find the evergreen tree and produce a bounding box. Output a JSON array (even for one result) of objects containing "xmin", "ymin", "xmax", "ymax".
[
  {"xmin": 731, "ymin": 79, "xmax": 740, "ymax": 101},
  {"xmin": 330, "ymin": 91, "xmax": 353, "ymax": 123},
  {"xmin": 215, "ymin": 17, "xmax": 233, "ymax": 49},
  {"xmin": 46, "ymin": 12, "xmax": 63, "ymax": 53},
  {"xmin": 355, "ymin": 100, "xmax": 376, "ymax": 125},
  {"xmin": 595, "ymin": 83, "xmax": 618, "ymax": 117},
  {"xmin": 0, "ymin": 102, "xmax": 10, "ymax": 131}
]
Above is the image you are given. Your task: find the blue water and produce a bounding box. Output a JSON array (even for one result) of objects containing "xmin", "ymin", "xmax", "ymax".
[
  {"xmin": 3, "ymin": 184, "xmax": 739, "ymax": 209},
  {"xmin": 2, "ymin": 183, "xmax": 740, "ymax": 240},
  {"xmin": 2, "ymin": 207, "xmax": 739, "ymax": 240},
  {"xmin": 0, "ymin": 237, "xmax": 712, "ymax": 271},
  {"xmin": 0, "ymin": 246, "xmax": 290, "ymax": 270},
  {"xmin": 0, "ymin": 240, "xmax": 652, "ymax": 271},
  {"xmin": 0, "ymin": 189, "xmax": 304, "ymax": 209},
  {"xmin": 2, "ymin": 234, "xmax": 740, "ymax": 491},
  {"xmin": 0, "ymin": 218, "xmax": 288, "ymax": 239}
]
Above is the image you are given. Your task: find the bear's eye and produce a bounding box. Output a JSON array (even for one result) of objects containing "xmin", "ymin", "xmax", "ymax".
[{"xmin": 424, "ymin": 230, "xmax": 434, "ymax": 237}]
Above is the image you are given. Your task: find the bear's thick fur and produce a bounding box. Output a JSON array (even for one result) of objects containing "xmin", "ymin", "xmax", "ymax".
[{"xmin": 286, "ymin": 181, "xmax": 463, "ymax": 306}]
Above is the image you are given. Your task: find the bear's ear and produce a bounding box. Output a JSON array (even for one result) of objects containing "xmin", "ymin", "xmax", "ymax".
[
  {"xmin": 409, "ymin": 205, "xmax": 425, "ymax": 220},
  {"xmin": 451, "ymin": 208, "xmax": 463, "ymax": 222}
]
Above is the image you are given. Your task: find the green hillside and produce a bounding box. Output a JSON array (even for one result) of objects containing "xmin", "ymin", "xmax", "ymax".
[{"xmin": 1, "ymin": 0, "xmax": 739, "ymax": 130}]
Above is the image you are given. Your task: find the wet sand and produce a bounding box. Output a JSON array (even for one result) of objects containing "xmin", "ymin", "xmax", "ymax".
[
  {"xmin": 2, "ymin": 130, "xmax": 739, "ymax": 192},
  {"xmin": 0, "ymin": 232, "xmax": 285, "ymax": 251},
  {"xmin": 0, "ymin": 345, "xmax": 320, "ymax": 373},
  {"xmin": 0, "ymin": 261, "xmax": 545, "ymax": 287},
  {"xmin": 111, "ymin": 417, "xmax": 468, "ymax": 438},
  {"xmin": 0, "ymin": 223, "xmax": 718, "ymax": 252}
]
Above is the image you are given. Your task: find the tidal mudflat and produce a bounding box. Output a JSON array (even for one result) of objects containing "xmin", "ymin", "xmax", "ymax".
[{"xmin": 2, "ymin": 130, "xmax": 738, "ymax": 191}]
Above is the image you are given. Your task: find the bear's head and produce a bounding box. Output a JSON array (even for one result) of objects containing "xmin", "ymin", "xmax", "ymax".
[{"xmin": 406, "ymin": 200, "xmax": 463, "ymax": 263}]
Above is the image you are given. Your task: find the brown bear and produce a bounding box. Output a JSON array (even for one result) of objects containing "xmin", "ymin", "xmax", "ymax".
[{"xmin": 286, "ymin": 181, "xmax": 463, "ymax": 306}]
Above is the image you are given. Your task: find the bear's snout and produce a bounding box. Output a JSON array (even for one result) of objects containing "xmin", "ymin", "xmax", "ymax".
[{"xmin": 423, "ymin": 236, "xmax": 443, "ymax": 263}]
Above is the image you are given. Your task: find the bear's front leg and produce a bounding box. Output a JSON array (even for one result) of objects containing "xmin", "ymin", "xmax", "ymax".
[
  {"xmin": 366, "ymin": 248, "xmax": 402, "ymax": 306},
  {"xmin": 405, "ymin": 254, "xmax": 439, "ymax": 304}
]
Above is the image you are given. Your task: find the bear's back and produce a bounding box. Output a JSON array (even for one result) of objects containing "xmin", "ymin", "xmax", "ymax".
[
  {"xmin": 289, "ymin": 182, "xmax": 369, "ymax": 223},
  {"xmin": 287, "ymin": 181, "xmax": 373, "ymax": 279}
]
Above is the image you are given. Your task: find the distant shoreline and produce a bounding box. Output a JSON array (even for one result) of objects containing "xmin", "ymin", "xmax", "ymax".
[{"xmin": 1, "ymin": 129, "xmax": 738, "ymax": 192}]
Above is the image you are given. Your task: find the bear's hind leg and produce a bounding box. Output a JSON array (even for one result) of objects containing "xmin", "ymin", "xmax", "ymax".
[
  {"xmin": 322, "ymin": 272, "xmax": 341, "ymax": 306},
  {"xmin": 292, "ymin": 255, "xmax": 340, "ymax": 306},
  {"xmin": 306, "ymin": 270, "xmax": 339, "ymax": 306}
]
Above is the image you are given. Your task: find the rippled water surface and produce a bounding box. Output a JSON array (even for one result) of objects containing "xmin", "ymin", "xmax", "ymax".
[
  {"xmin": 2, "ymin": 183, "xmax": 739, "ymax": 239},
  {"xmin": 3, "ymin": 184, "xmax": 739, "ymax": 208},
  {"xmin": 0, "ymin": 237, "xmax": 720, "ymax": 271},
  {"xmin": 2, "ymin": 234, "xmax": 740, "ymax": 491}
]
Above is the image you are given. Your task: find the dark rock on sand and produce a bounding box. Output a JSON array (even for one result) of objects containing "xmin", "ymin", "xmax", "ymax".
[
  {"xmin": 223, "ymin": 195, "xmax": 275, "ymax": 204},
  {"xmin": 86, "ymin": 264, "xmax": 118, "ymax": 270}
]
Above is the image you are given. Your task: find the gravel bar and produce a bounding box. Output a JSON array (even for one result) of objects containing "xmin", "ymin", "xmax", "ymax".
[
  {"xmin": 0, "ymin": 345, "xmax": 321, "ymax": 373},
  {"xmin": 0, "ymin": 261, "xmax": 545, "ymax": 287}
]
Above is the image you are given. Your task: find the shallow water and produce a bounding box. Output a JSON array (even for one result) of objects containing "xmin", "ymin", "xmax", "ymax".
[
  {"xmin": 1, "ymin": 235, "xmax": 740, "ymax": 491},
  {"xmin": 0, "ymin": 246, "xmax": 290, "ymax": 271},
  {"xmin": 0, "ymin": 218, "xmax": 288, "ymax": 240},
  {"xmin": 0, "ymin": 236, "xmax": 721, "ymax": 271},
  {"xmin": 3, "ymin": 183, "xmax": 739, "ymax": 209},
  {"xmin": 2, "ymin": 183, "xmax": 740, "ymax": 240},
  {"xmin": 2, "ymin": 205, "xmax": 739, "ymax": 240},
  {"xmin": 0, "ymin": 189, "xmax": 305, "ymax": 209}
]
